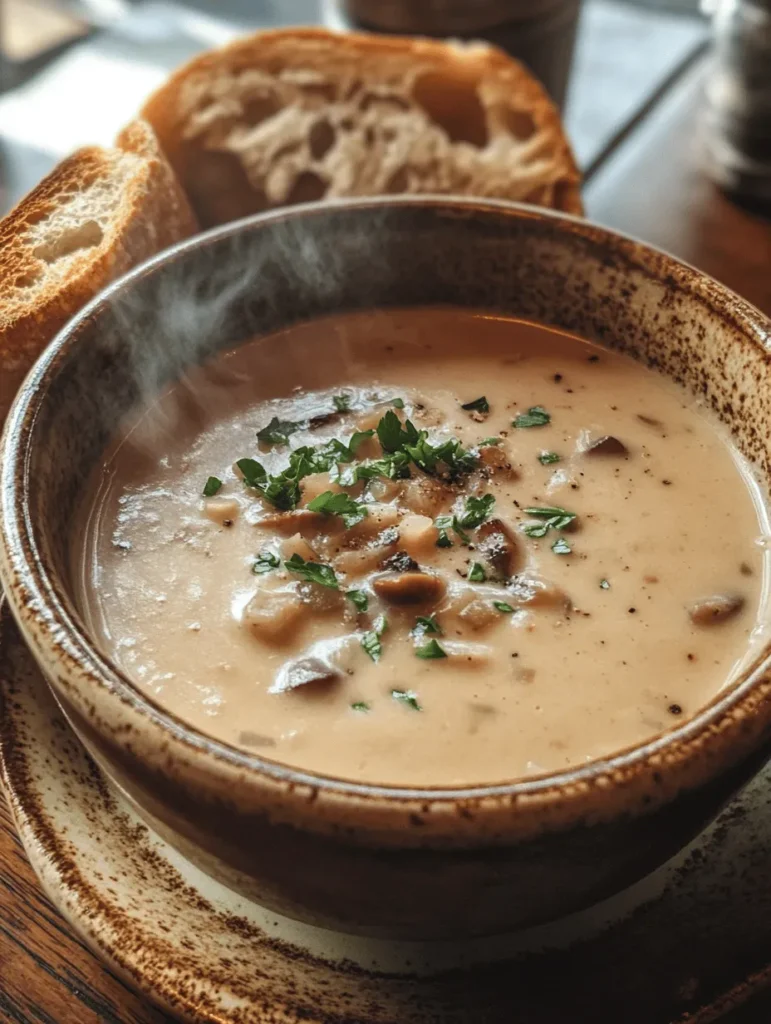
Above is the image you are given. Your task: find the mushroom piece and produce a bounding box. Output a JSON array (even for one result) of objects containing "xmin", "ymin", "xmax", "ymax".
[
  {"xmin": 380, "ymin": 550, "xmax": 419, "ymax": 573},
  {"xmin": 688, "ymin": 594, "xmax": 745, "ymax": 625},
  {"xmin": 203, "ymin": 497, "xmax": 240, "ymax": 525},
  {"xmin": 269, "ymin": 655, "xmax": 342, "ymax": 694},
  {"xmin": 478, "ymin": 444, "xmax": 517, "ymax": 477},
  {"xmin": 401, "ymin": 476, "xmax": 455, "ymax": 517},
  {"xmin": 334, "ymin": 527, "xmax": 400, "ymax": 576},
  {"xmin": 399, "ymin": 514, "xmax": 438, "ymax": 557},
  {"xmin": 459, "ymin": 599, "xmax": 499, "ymax": 631},
  {"xmin": 281, "ymin": 533, "xmax": 319, "ymax": 563},
  {"xmin": 509, "ymin": 573, "xmax": 571, "ymax": 611},
  {"xmin": 347, "ymin": 502, "xmax": 399, "ymax": 539},
  {"xmin": 477, "ymin": 518, "xmax": 523, "ymax": 579},
  {"xmin": 373, "ymin": 571, "xmax": 446, "ymax": 605},
  {"xmin": 440, "ymin": 640, "xmax": 492, "ymax": 665},
  {"xmin": 581, "ymin": 435, "xmax": 629, "ymax": 457},
  {"xmin": 243, "ymin": 586, "xmax": 305, "ymax": 642},
  {"xmin": 258, "ymin": 508, "xmax": 326, "ymax": 534}
]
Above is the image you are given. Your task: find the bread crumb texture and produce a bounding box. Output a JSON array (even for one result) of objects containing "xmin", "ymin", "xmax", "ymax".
[
  {"xmin": 0, "ymin": 121, "xmax": 196, "ymax": 413},
  {"xmin": 142, "ymin": 28, "xmax": 582, "ymax": 228}
]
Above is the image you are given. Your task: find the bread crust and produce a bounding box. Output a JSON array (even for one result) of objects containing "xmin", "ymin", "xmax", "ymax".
[
  {"xmin": 141, "ymin": 27, "xmax": 582, "ymax": 227},
  {"xmin": 0, "ymin": 119, "xmax": 197, "ymax": 417}
]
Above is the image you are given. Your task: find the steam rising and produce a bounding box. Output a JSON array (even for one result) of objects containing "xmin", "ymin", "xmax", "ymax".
[{"xmin": 102, "ymin": 208, "xmax": 392, "ymax": 451}]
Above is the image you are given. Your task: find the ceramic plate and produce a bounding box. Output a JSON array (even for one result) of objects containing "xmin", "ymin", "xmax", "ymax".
[{"xmin": 1, "ymin": 604, "xmax": 769, "ymax": 1023}]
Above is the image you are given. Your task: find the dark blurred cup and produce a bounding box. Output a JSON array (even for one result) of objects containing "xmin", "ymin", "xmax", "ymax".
[{"xmin": 328, "ymin": 0, "xmax": 582, "ymax": 108}]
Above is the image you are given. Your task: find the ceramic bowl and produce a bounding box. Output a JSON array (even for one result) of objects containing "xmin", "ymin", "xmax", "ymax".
[{"xmin": 2, "ymin": 196, "xmax": 771, "ymax": 941}]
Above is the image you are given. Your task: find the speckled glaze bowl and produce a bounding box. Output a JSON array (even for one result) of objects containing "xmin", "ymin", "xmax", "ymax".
[{"xmin": 2, "ymin": 196, "xmax": 771, "ymax": 941}]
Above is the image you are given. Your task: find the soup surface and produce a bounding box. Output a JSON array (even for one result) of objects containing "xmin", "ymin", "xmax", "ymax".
[{"xmin": 75, "ymin": 308, "xmax": 769, "ymax": 786}]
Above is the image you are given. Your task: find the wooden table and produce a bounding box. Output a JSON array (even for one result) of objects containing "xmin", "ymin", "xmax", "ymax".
[{"xmin": 1, "ymin": 7, "xmax": 771, "ymax": 1023}]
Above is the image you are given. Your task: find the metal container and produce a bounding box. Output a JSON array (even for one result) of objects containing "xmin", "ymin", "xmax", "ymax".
[
  {"xmin": 325, "ymin": 0, "xmax": 582, "ymax": 108},
  {"xmin": 702, "ymin": 0, "xmax": 771, "ymax": 208}
]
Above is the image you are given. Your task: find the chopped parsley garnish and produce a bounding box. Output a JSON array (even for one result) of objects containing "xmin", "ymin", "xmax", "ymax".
[
  {"xmin": 552, "ymin": 537, "xmax": 572, "ymax": 555},
  {"xmin": 434, "ymin": 514, "xmax": 454, "ymax": 548},
  {"xmin": 600, "ymin": 578, "xmax": 611, "ymax": 589},
  {"xmin": 203, "ymin": 475, "xmax": 223, "ymax": 497},
  {"xmin": 337, "ymin": 450, "xmax": 411, "ymax": 487},
  {"xmin": 373, "ymin": 411, "xmax": 478, "ymax": 480},
  {"xmin": 392, "ymin": 689, "xmax": 422, "ymax": 710},
  {"xmin": 237, "ymin": 452, "xmax": 310, "ymax": 511},
  {"xmin": 284, "ymin": 553, "xmax": 339, "ymax": 589},
  {"xmin": 236, "ymin": 457, "xmax": 268, "ymax": 489},
  {"xmin": 361, "ymin": 614, "xmax": 388, "ymax": 662},
  {"xmin": 257, "ymin": 416, "xmax": 301, "ymax": 446},
  {"xmin": 377, "ymin": 409, "xmax": 420, "ymax": 453},
  {"xmin": 391, "ymin": 397, "xmax": 405, "ymax": 409},
  {"xmin": 351, "ymin": 701, "xmax": 371, "ymax": 712},
  {"xmin": 461, "ymin": 396, "xmax": 490, "ymax": 414},
  {"xmin": 413, "ymin": 614, "xmax": 442, "ymax": 636},
  {"xmin": 494, "ymin": 601, "xmax": 515, "ymax": 613},
  {"xmin": 468, "ymin": 562, "xmax": 487, "ymax": 582},
  {"xmin": 307, "ymin": 490, "xmax": 368, "ymax": 528},
  {"xmin": 333, "ymin": 393, "xmax": 351, "ymax": 413},
  {"xmin": 521, "ymin": 506, "xmax": 577, "ymax": 538},
  {"xmin": 347, "ymin": 430, "xmax": 375, "ymax": 456},
  {"xmin": 538, "ymin": 451, "xmax": 561, "ymax": 465},
  {"xmin": 513, "ymin": 405, "xmax": 551, "ymax": 428},
  {"xmin": 415, "ymin": 639, "xmax": 447, "ymax": 660},
  {"xmin": 434, "ymin": 512, "xmax": 472, "ymax": 546},
  {"xmin": 456, "ymin": 494, "xmax": 495, "ymax": 529},
  {"xmin": 479, "ymin": 437, "xmax": 502, "ymax": 447},
  {"xmin": 252, "ymin": 551, "xmax": 280, "ymax": 574},
  {"xmin": 346, "ymin": 589, "xmax": 369, "ymax": 612},
  {"xmin": 404, "ymin": 435, "xmax": 477, "ymax": 478}
]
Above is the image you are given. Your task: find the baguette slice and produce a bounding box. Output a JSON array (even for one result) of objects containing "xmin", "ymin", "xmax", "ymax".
[
  {"xmin": 141, "ymin": 27, "xmax": 582, "ymax": 229},
  {"xmin": 0, "ymin": 119, "xmax": 197, "ymax": 418}
]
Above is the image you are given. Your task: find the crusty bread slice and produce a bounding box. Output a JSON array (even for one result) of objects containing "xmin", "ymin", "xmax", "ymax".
[
  {"xmin": 0, "ymin": 119, "xmax": 197, "ymax": 418},
  {"xmin": 141, "ymin": 27, "xmax": 582, "ymax": 228}
]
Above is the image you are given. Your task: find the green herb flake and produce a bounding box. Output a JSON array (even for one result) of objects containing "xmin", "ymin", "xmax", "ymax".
[
  {"xmin": 413, "ymin": 614, "xmax": 442, "ymax": 636},
  {"xmin": 307, "ymin": 490, "xmax": 368, "ymax": 528},
  {"xmin": 434, "ymin": 513, "xmax": 453, "ymax": 548},
  {"xmin": 538, "ymin": 451, "xmax": 561, "ymax": 465},
  {"xmin": 392, "ymin": 689, "xmax": 422, "ymax": 710},
  {"xmin": 521, "ymin": 506, "xmax": 577, "ymax": 538},
  {"xmin": 376, "ymin": 409, "xmax": 419, "ymax": 453},
  {"xmin": 252, "ymin": 551, "xmax": 280, "ymax": 575},
  {"xmin": 415, "ymin": 639, "xmax": 448, "ymax": 660},
  {"xmin": 552, "ymin": 537, "xmax": 572, "ymax": 555},
  {"xmin": 461, "ymin": 396, "xmax": 490, "ymax": 414},
  {"xmin": 351, "ymin": 701, "xmax": 371, "ymax": 712},
  {"xmin": 513, "ymin": 405, "xmax": 551, "ymax": 429},
  {"xmin": 600, "ymin": 579, "xmax": 611, "ymax": 590},
  {"xmin": 468, "ymin": 562, "xmax": 487, "ymax": 582},
  {"xmin": 391, "ymin": 397, "xmax": 405, "ymax": 409},
  {"xmin": 479, "ymin": 437, "xmax": 503, "ymax": 447},
  {"xmin": 333, "ymin": 393, "xmax": 352, "ymax": 413},
  {"xmin": 456, "ymin": 493, "xmax": 495, "ymax": 530},
  {"xmin": 203, "ymin": 476, "xmax": 223, "ymax": 497},
  {"xmin": 284, "ymin": 553, "xmax": 339, "ymax": 589},
  {"xmin": 236, "ymin": 457, "xmax": 268, "ymax": 489},
  {"xmin": 257, "ymin": 416, "xmax": 301, "ymax": 446},
  {"xmin": 494, "ymin": 601, "xmax": 515, "ymax": 613},
  {"xmin": 361, "ymin": 614, "xmax": 388, "ymax": 662},
  {"xmin": 346, "ymin": 589, "xmax": 369, "ymax": 612},
  {"xmin": 347, "ymin": 429, "xmax": 375, "ymax": 456}
]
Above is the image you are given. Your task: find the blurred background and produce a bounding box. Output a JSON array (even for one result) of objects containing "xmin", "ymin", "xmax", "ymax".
[{"xmin": 0, "ymin": 0, "xmax": 714, "ymax": 210}]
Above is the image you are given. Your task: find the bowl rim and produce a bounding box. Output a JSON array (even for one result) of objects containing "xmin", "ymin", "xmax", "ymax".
[{"xmin": 3, "ymin": 193, "xmax": 771, "ymax": 810}]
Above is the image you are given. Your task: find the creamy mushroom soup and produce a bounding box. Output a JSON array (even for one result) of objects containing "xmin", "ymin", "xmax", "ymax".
[{"xmin": 75, "ymin": 308, "xmax": 769, "ymax": 786}]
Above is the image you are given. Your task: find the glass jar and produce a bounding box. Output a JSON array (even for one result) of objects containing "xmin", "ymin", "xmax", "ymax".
[{"xmin": 702, "ymin": 0, "xmax": 771, "ymax": 208}]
